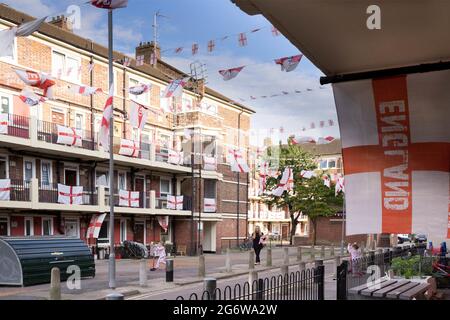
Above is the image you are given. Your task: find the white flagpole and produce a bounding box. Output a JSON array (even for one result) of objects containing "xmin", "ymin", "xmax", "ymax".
[{"xmin": 107, "ymin": 9, "xmax": 116, "ymax": 290}]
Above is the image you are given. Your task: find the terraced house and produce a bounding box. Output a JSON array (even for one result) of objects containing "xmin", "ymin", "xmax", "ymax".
[{"xmin": 0, "ymin": 4, "xmax": 254, "ymax": 256}]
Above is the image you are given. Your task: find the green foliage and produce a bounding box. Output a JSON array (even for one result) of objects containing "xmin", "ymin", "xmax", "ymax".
[{"xmin": 391, "ymin": 255, "xmax": 433, "ymax": 278}]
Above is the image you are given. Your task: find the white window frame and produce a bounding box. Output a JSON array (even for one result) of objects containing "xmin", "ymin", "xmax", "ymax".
[
  {"xmin": 120, "ymin": 218, "xmax": 127, "ymax": 243},
  {"xmin": 95, "ymin": 169, "xmax": 109, "ymax": 190},
  {"xmin": 0, "ymin": 215, "xmax": 10, "ymax": 236},
  {"xmin": 24, "ymin": 217, "xmax": 34, "ymax": 236},
  {"xmin": 0, "ymin": 154, "xmax": 9, "ymax": 179},
  {"xmin": 0, "ymin": 92, "xmax": 13, "ymax": 115},
  {"xmin": 118, "ymin": 171, "xmax": 127, "ymax": 191},
  {"xmin": 51, "ymin": 49, "xmax": 81, "ymax": 84},
  {"xmin": 75, "ymin": 112, "xmax": 84, "ymax": 130},
  {"xmin": 63, "ymin": 164, "xmax": 80, "ymax": 185},
  {"xmin": 159, "ymin": 177, "xmax": 172, "ymax": 198},
  {"xmin": 23, "ymin": 158, "xmax": 36, "ymax": 182},
  {"xmin": 40, "ymin": 160, "xmax": 53, "ymax": 188},
  {"xmin": 41, "ymin": 217, "xmax": 54, "ymax": 236}
]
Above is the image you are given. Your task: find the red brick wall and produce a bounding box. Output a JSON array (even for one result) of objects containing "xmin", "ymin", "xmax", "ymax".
[
  {"xmin": 308, "ymin": 216, "xmax": 367, "ymax": 245},
  {"xmin": 216, "ymin": 218, "xmax": 247, "ymax": 253}
]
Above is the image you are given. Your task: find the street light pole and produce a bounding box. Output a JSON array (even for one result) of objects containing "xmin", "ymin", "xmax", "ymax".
[{"xmin": 107, "ymin": 9, "xmax": 116, "ymax": 290}]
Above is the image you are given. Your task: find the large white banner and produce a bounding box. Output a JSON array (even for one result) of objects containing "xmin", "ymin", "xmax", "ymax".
[{"xmin": 333, "ymin": 70, "xmax": 450, "ymax": 239}]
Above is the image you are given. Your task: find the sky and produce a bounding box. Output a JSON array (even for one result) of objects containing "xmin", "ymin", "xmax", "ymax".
[{"xmin": 3, "ymin": 0, "xmax": 340, "ymax": 144}]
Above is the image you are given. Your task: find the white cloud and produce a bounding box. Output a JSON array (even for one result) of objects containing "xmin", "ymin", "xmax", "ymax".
[{"xmin": 1, "ymin": 0, "xmax": 55, "ymax": 18}]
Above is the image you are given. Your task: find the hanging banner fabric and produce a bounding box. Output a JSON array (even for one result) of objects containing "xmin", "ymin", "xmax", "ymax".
[{"xmin": 333, "ymin": 71, "xmax": 450, "ymax": 239}]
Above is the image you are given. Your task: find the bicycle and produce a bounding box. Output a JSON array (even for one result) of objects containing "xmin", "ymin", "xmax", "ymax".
[{"xmin": 239, "ymin": 237, "xmax": 253, "ymax": 251}]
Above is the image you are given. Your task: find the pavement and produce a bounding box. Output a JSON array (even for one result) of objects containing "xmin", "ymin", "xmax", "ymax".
[{"xmin": 0, "ymin": 245, "xmax": 347, "ymax": 300}]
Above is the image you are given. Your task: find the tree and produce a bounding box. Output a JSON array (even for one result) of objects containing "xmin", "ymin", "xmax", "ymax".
[{"xmin": 262, "ymin": 139, "xmax": 343, "ymax": 245}]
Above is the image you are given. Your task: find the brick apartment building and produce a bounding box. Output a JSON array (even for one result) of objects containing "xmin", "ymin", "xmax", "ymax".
[{"xmin": 0, "ymin": 4, "xmax": 254, "ymax": 255}]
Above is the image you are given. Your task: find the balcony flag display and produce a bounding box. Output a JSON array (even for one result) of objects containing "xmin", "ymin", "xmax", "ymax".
[
  {"xmin": 274, "ymin": 55, "xmax": 303, "ymax": 72},
  {"xmin": 203, "ymin": 156, "xmax": 217, "ymax": 171},
  {"xmin": 204, "ymin": 198, "xmax": 216, "ymax": 213},
  {"xmin": 272, "ymin": 167, "xmax": 294, "ymax": 197},
  {"xmin": 0, "ymin": 179, "xmax": 11, "ymax": 201},
  {"xmin": 219, "ymin": 66, "xmax": 245, "ymax": 81},
  {"xmin": 119, "ymin": 139, "xmax": 140, "ymax": 157},
  {"xmin": 56, "ymin": 125, "xmax": 82, "ymax": 147},
  {"xmin": 70, "ymin": 84, "xmax": 103, "ymax": 96},
  {"xmin": 90, "ymin": 0, "xmax": 128, "ymax": 9},
  {"xmin": 162, "ymin": 77, "xmax": 189, "ymax": 99},
  {"xmin": 0, "ymin": 114, "xmax": 8, "ymax": 134},
  {"xmin": 129, "ymin": 83, "xmax": 151, "ymax": 96},
  {"xmin": 167, "ymin": 195, "xmax": 183, "ymax": 210},
  {"xmin": 129, "ymin": 101, "xmax": 149, "ymax": 130},
  {"xmin": 157, "ymin": 216, "xmax": 169, "ymax": 232},
  {"xmin": 168, "ymin": 150, "xmax": 184, "ymax": 165},
  {"xmin": 119, "ymin": 190, "xmax": 140, "ymax": 208},
  {"xmin": 227, "ymin": 149, "xmax": 250, "ymax": 173},
  {"xmin": 57, "ymin": 184, "xmax": 83, "ymax": 205},
  {"xmin": 14, "ymin": 68, "xmax": 55, "ymax": 99},
  {"xmin": 86, "ymin": 213, "xmax": 107, "ymax": 239},
  {"xmin": 99, "ymin": 84, "xmax": 114, "ymax": 152}
]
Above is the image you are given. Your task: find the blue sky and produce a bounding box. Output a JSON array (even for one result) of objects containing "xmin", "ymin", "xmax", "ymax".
[{"xmin": 4, "ymin": 0, "xmax": 340, "ymax": 143}]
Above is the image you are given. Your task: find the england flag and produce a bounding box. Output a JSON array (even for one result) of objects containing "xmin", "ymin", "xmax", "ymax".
[
  {"xmin": 274, "ymin": 55, "xmax": 303, "ymax": 72},
  {"xmin": 218, "ymin": 66, "xmax": 245, "ymax": 81}
]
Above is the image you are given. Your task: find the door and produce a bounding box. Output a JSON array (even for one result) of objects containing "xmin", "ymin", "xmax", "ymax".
[
  {"xmin": 65, "ymin": 169, "xmax": 78, "ymax": 186},
  {"xmin": 135, "ymin": 176, "xmax": 145, "ymax": 208},
  {"xmin": 281, "ymin": 224, "xmax": 289, "ymax": 241},
  {"xmin": 202, "ymin": 222, "xmax": 217, "ymax": 253},
  {"xmin": 134, "ymin": 222, "xmax": 145, "ymax": 244},
  {"xmin": 0, "ymin": 157, "xmax": 7, "ymax": 179},
  {"xmin": 65, "ymin": 219, "xmax": 79, "ymax": 237},
  {"xmin": 0, "ymin": 218, "xmax": 8, "ymax": 236}
]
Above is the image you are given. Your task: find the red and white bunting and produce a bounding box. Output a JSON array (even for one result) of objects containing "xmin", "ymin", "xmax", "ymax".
[
  {"xmin": 174, "ymin": 47, "xmax": 183, "ymax": 54},
  {"xmin": 317, "ymin": 136, "xmax": 336, "ymax": 144},
  {"xmin": 168, "ymin": 150, "xmax": 184, "ymax": 165},
  {"xmin": 0, "ymin": 114, "xmax": 9, "ymax": 134},
  {"xmin": 86, "ymin": 213, "xmax": 106, "ymax": 239},
  {"xmin": 129, "ymin": 100, "xmax": 149, "ymax": 130},
  {"xmin": 227, "ymin": 149, "xmax": 250, "ymax": 173},
  {"xmin": 274, "ymin": 54, "xmax": 303, "ymax": 72},
  {"xmin": 90, "ymin": 0, "xmax": 128, "ymax": 9},
  {"xmin": 119, "ymin": 138, "xmax": 140, "ymax": 158},
  {"xmin": 167, "ymin": 195, "xmax": 184, "ymax": 210},
  {"xmin": 119, "ymin": 189, "xmax": 140, "ymax": 207},
  {"xmin": 203, "ymin": 156, "xmax": 217, "ymax": 171},
  {"xmin": 99, "ymin": 85, "xmax": 114, "ymax": 152},
  {"xmin": 300, "ymin": 170, "xmax": 316, "ymax": 179},
  {"xmin": 19, "ymin": 89, "xmax": 46, "ymax": 106},
  {"xmin": 70, "ymin": 84, "xmax": 103, "ymax": 96},
  {"xmin": 56, "ymin": 125, "xmax": 82, "ymax": 147},
  {"xmin": 272, "ymin": 167, "xmax": 294, "ymax": 197},
  {"xmin": 122, "ymin": 56, "xmax": 131, "ymax": 67},
  {"xmin": 162, "ymin": 77, "xmax": 189, "ymax": 99},
  {"xmin": 291, "ymin": 136, "xmax": 316, "ymax": 145},
  {"xmin": 136, "ymin": 55, "xmax": 145, "ymax": 66},
  {"xmin": 192, "ymin": 43, "xmax": 199, "ymax": 55},
  {"xmin": 335, "ymin": 175, "xmax": 345, "ymax": 196},
  {"xmin": 204, "ymin": 198, "xmax": 216, "ymax": 213},
  {"xmin": 238, "ymin": 33, "xmax": 248, "ymax": 47},
  {"xmin": 271, "ymin": 26, "xmax": 280, "ymax": 36},
  {"xmin": 323, "ymin": 175, "xmax": 331, "ymax": 188},
  {"xmin": 14, "ymin": 68, "xmax": 55, "ymax": 99},
  {"xmin": 129, "ymin": 83, "xmax": 151, "ymax": 96},
  {"xmin": 218, "ymin": 66, "xmax": 245, "ymax": 81},
  {"xmin": 157, "ymin": 216, "xmax": 169, "ymax": 232},
  {"xmin": 0, "ymin": 179, "xmax": 11, "ymax": 201},
  {"xmin": 57, "ymin": 184, "xmax": 83, "ymax": 205},
  {"xmin": 207, "ymin": 40, "xmax": 215, "ymax": 53},
  {"xmin": 88, "ymin": 61, "xmax": 95, "ymax": 73}
]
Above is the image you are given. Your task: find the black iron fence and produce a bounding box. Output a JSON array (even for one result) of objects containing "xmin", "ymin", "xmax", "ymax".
[
  {"xmin": 37, "ymin": 120, "xmax": 96, "ymax": 150},
  {"xmin": 337, "ymin": 245, "xmax": 426, "ymax": 300},
  {"xmin": 176, "ymin": 266, "xmax": 325, "ymax": 300},
  {"xmin": 10, "ymin": 179, "xmax": 31, "ymax": 201}
]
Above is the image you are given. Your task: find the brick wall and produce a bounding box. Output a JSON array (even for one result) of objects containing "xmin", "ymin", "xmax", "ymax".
[
  {"xmin": 216, "ymin": 217, "xmax": 247, "ymax": 253},
  {"xmin": 306, "ymin": 216, "xmax": 367, "ymax": 245}
]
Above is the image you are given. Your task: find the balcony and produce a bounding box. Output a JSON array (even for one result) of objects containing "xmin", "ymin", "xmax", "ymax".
[
  {"xmin": 37, "ymin": 120, "xmax": 96, "ymax": 151},
  {"xmin": 38, "ymin": 182, "xmax": 98, "ymax": 206}
]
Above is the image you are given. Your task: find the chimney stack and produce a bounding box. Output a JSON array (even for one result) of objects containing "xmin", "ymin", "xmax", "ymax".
[
  {"xmin": 135, "ymin": 41, "xmax": 161, "ymax": 66},
  {"xmin": 49, "ymin": 15, "xmax": 73, "ymax": 32}
]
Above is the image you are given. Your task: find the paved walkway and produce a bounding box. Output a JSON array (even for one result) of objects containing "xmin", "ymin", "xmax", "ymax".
[{"xmin": 0, "ymin": 245, "xmax": 344, "ymax": 300}]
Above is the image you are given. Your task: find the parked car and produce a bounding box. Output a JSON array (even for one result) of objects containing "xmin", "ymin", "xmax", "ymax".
[
  {"xmin": 397, "ymin": 235, "xmax": 410, "ymax": 244},
  {"xmin": 412, "ymin": 234, "xmax": 427, "ymax": 244}
]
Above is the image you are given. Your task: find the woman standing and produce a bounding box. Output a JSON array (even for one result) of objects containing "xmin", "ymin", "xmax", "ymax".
[{"xmin": 252, "ymin": 226, "xmax": 265, "ymax": 265}]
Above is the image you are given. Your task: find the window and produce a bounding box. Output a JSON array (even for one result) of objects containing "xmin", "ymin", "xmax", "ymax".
[
  {"xmin": 202, "ymin": 136, "xmax": 216, "ymax": 157},
  {"xmin": 159, "ymin": 134, "xmax": 171, "ymax": 149},
  {"xmin": 75, "ymin": 113, "xmax": 83, "ymax": 130},
  {"xmin": 204, "ymin": 180, "xmax": 217, "ymax": 199},
  {"xmin": 120, "ymin": 219, "xmax": 127, "ymax": 243},
  {"xmin": 96, "ymin": 170, "xmax": 109, "ymax": 189},
  {"xmin": 24, "ymin": 217, "xmax": 33, "ymax": 236},
  {"xmin": 98, "ymin": 220, "xmax": 108, "ymax": 239},
  {"xmin": 118, "ymin": 172, "xmax": 126, "ymax": 190},
  {"xmin": 160, "ymin": 178, "xmax": 171, "ymax": 198},
  {"xmin": 131, "ymin": 127, "xmax": 140, "ymax": 142},
  {"xmin": 42, "ymin": 218, "xmax": 53, "ymax": 236},
  {"xmin": 52, "ymin": 51, "xmax": 80, "ymax": 83},
  {"xmin": 41, "ymin": 161, "xmax": 52, "ymax": 187},
  {"xmin": 319, "ymin": 160, "xmax": 328, "ymax": 169},
  {"xmin": 24, "ymin": 159, "xmax": 35, "ymax": 182},
  {"xmin": 1, "ymin": 96, "xmax": 10, "ymax": 114},
  {"xmin": 328, "ymin": 159, "xmax": 336, "ymax": 169}
]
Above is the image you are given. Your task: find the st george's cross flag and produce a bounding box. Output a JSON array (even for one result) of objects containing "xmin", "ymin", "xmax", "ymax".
[
  {"xmin": 290, "ymin": 135, "xmax": 316, "ymax": 145},
  {"xmin": 323, "ymin": 174, "xmax": 331, "ymax": 188},
  {"xmin": 129, "ymin": 100, "xmax": 149, "ymax": 130},
  {"xmin": 70, "ymin": 84, "xmax": 103, "ymax": 96},
  {"xmin": 227, "ymin": 149, "xmax": 250, "ymax": 173},
  {"xmin": 272, "ymin": 167, "xmax": 294, "ymax": 197},
  {"xmin": 19, "ymin": 89, "xmax": 46, "ymax": 106},
  {"xmin": 162, "ymin": 77, "xmax": 189, "ymax": 99},
  {"xmin": 333, "ymin": 71, "xmax": 450, "ymax": 239},
  {"xmin": 167, "ymin": 195, "xmax": 184, "ymax": 210},
  {"xmin": 57, "ymin": 184, "xmax": 83, "ymax": 205},
  {"xmin": 86, "ymin": 213, "xmax": 106, "ymax": 239},
  {"xmin": 335, "ymin": 175, "xmax": 345, "ymax": 196},
  {"xmin": 219, "ymin": 66, "xmax": 245, "ymax": 81},
  {"xmin": 275, "ymin": 55, "xmax": 303, "ymax": 72},
  {"xmin": 300, "ymin": 170, "xmax": 316, "ymax": 179},
  {"xmin": 129, "ymin": 83, "xmax": 151, "ymax": 96},
  {"xmin": 99, "ymin": 84, "xmax": 114, "ymax": 152},
  {"xmin": 0, "ymin": 179, "xmax": 11, "ymax": 201},
  {"xmin": 0, "ymin": 114, "xmax": 9, "ymax": 134},
  {"xmin": 14, "ymin": 68, "xmax": 55, "ymax": 99},
  {"xmin": 119, "ymin": 190, "xmax": 140, "ymax": 207},
  {"xmin": 119, "ymin": 138, "xmax": 140, "ymax": 157},
  {"xmin": 90, "ymin": 0, "xmax": 128, "ymax": 9},
  {"xmin": 56, "ymin": 125, "xmax": 82, "ymax": 147},
  {"xmin": 317, "ymin": 136, "xmax": 336, "ymax": 145}
]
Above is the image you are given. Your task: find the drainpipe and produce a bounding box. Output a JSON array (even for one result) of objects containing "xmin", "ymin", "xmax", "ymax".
[{"xmin": 236, "ymin": 108, "xmax": 244, "ymax": 247}]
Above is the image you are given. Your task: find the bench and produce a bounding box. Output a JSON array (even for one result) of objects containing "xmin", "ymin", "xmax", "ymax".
[
  {"xmin": 348, "ymin": 277, "xmax": 431, "ymax": 300},
  {"xmin": 176, "ymin": 245, "xmax": 187, "ymax": 256}
]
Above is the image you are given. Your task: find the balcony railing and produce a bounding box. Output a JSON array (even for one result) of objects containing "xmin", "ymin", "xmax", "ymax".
[
  {"xmin": 108, "ymin": 190, "xmax": 149, "ymax": 209},
  {"xmin": 37, "ymin": 120, "xmax": 96, "ymax": 150},
  {"xmin": 0, "ymin": 113, "xmax": 30, "ymax": 139},
  {"xmin": 38, "ymin": 182, "xmax": 98, "ymax": 205},
  {"xmin": 10, "ymin": 179, "xmax": 31, "ymax": 201}
]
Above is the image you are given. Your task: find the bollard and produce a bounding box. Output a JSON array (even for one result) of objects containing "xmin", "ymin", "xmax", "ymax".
[
  {"xmin": 198, "ymin": 255, "xmax": 206, "ymax": 277},
  {"xmin": 225, "ymin": 248, "xmax": 232, "ymax": 273},
  {"xmin": 296, "ymin": 246, "xmax": 302, "ymax": 262},
  {"xmin": 283, "ymin": 247, "xmax": 289, "ymax": 265},
  {"xmin": 330, "ymin": 245, "xmax": 335, "ymax": 257},
  {"xmin": 248, "ymin": 250, "xmax": 255, "ymax": 269},
  {"xmin": 314, "ymin": 259, "xmax": 324, "ymax": 268},
  {"xmin": 280, "ymin": 264, "xmax": 289, "ymax": 276},
  {"xmin": 266, "ymin": 247, "xmax": 272, "ymax": 267},
  {"xmin": 105, "ymin": 292, "xmax": 125, "ymax": 300},
  {"xmin": 248, "ymin": 270, "xmax": 258, "ymax": 288},
  {"xmin": 332, "ymin": 256, "xmax": 341, "ymax": 279},
  {"xmin": 203, "ymin": 278, "xmax": 217, "ymax": 300},
  {"xmin": 49, "ymin": 267, "xmax": 61, "ymax": 300},
  {"xmin": 320, "ymin": 245, "xmax": 325, "ymax": 258},
  {"xmin": 299, "ymin": 261, "xmax": 306, "ymax": 272},
  {"xmin": 314, "ymin": 260, "xmax": 323, "ymax": 284},
  {"xmin": 310, "ymin": 245, "xmax": 315, "ymax": 260},
  {"xmin": 166, "ymin": 258, "xmax": 174, "ymax": 282},
  {"xmin": 139, "ymin": 259, "xmax": 148, "ymax": 287}
]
